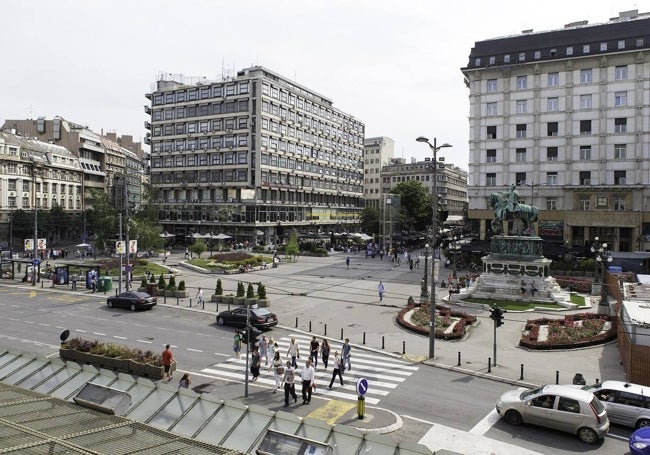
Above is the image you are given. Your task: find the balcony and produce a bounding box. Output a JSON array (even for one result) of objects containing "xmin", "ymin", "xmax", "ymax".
[{"xmin": 144, "ymin": 105, "xmax": 152, "ymax": 115}]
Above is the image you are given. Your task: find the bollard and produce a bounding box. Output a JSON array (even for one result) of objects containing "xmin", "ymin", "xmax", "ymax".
[
  {"xmin": 324, "ymin": 324, "xmax": 327, "ymax": 336},
  {"xmin": 520, "ymin": 364, "xmax": 524, "ymax": 381},
  {"xmin": 228, "ymin": 303, "xmax": 231, "ymax": 311},
  {"xmin": 202, "ymin": 299, "xmax": 205, "ymax": 310},
  {"xmin": 309, "ymin": 321, "xmax": 312, "ymax": 332},
  {"xmin": 457, "ymin": 351, "xmax": 461, "ymax": 367},
  {"xmin": 402, "ymin": 341, "xmax": 405, "ymax": 355},
  {"xmin": 556, "ymin": 370, "xmax": 559, "ymax": 385},
  {"xmin": 216, "ymin": 303, "xmax": 219, "ymax": 312},
  {"xmin": 488, "ymin": 358, "xmax": 492, "ymax": 373},
  {"xmin": 357, "ymin": 395, "xmax": 365, "ymax": 420},
  {"xmin": 295, "ymin": 317, "xmax": 298, "ymax": 328},
  {"xmin": 164, "ymin": 293, "xmax": 167, "ymax": 304},
  {"xmin": 188, "ymin": 297, "xmax": 191, "ymax": 307},
  {"xmin": 382, "ymin": 336, "xmax": 385, "ymax": 349},
  {"xmin": 363, "ymin": 332, "xmax": 366, "ymax": 345},
  {"xmin": 340, "ymin": 328, "xmax": 343, "ymax": 340}
]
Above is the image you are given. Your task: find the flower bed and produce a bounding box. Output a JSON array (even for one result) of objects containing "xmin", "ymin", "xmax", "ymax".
[
  {"xmin": 60, "ymin": 337, "xmax": 174, "ymax": 379},
  {"xmin": 397, "ymin": 304, "xmax": 477, "ymax": 340},
  {"xmin": 553, "ymin": 276, "xmax": 593, "ymax": 293},
  {"xmin": 519, "ymin": 313, "xmax": 616, "ymax": 350}
]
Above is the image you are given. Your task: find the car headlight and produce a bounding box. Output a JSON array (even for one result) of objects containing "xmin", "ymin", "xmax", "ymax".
[{"xmin": 632, "ymin": 442, "xmax": 650, "ymax": 449}]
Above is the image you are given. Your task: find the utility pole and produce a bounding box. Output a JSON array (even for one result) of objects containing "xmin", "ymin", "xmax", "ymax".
[
  {"xmin": 124, "ymin": 176, "xmax": 130, "ymax": 291},
  {"xmin": 489, "ymin": 306, "xmax": 505, "ymax": 366},
  {"xmin": 118, "ymin": 212, "xmax": 123, "ymax": 294}
]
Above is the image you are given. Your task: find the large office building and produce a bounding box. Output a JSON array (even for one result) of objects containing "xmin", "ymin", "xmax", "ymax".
[
  {"xmin": 462, "ymin": 9, "xmax": 650, "ymax": 252},
  {"xmin": 145, "ymin": 66, "xmax": 365, "ymax": 245},
  {"xmin": 363, "ymin": 136, "xmax": 394, "ymax": 209}
]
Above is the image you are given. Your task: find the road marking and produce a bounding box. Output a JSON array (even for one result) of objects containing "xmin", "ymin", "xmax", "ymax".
[
  {"xmin": 75, "ymin": 329, "xmax": 87, "ymax": 333},
  {"xmin": 187, "ymin": 348, "xmax": 203, "ymax": 352},
  {"xmin": 24, "ymin": 321, "xmax": 35, "ymax": 324},
  {"xmin": 113, "ymin": 336, "xmax": 127, "ymax": 340},
  {"xmin": 469, "ymin": 408, "xmax": 500, "ymax": 435},
  {"xmin": 137, "ymin": 339, "xmax": 153, "ymax": 344},
  {"xmin": 213, "ymin": 353, "xmax": 231, "ymax": 357},
  {"xmin": 38, "ymin": 323, "xmax": 50, "ymax": 327},
  {"xmin": 403, "ymin": 415, "xmax": 436, "ymax": 425},
  {"xmin": 307, "ymin": 400, "xmax": 355, "ymax": 426},
  {"xmin": 93, "ymin": 332, "xmax": 107, "ymax": 336}
]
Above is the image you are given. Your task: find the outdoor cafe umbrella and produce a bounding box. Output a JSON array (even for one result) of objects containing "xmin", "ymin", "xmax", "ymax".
[
  {"xmin": 213, "ymin": 233, "xmax": 232, "ymax": 240},
  {"xmin": 159, "ymin": 232, "xmax": 175, "ymax": 239},
  {"xmin": 76, "ymin": 243, "xmax": 91, "ymax": 248}
]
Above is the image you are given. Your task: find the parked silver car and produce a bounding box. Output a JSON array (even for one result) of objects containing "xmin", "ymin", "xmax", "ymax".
[
  {"xmin": 580, "ymin": 380, "xmax": 650, "ymax": 429},
  {"xmin": 496, "ymin": 384, "xmax": 609, "ymax": 444}
]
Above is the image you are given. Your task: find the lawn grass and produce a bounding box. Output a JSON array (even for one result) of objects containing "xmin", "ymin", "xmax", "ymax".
[{"xmin": 461, "ymin": 297, "xmax": 563, "ymax": 311}]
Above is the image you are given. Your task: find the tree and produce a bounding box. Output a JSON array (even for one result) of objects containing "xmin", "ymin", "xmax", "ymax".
[
  {"xmin": 190, "ymin": 239, "xmax": 207, "ymax": 258},
  {"xmin": 87, "ymin": 189, "xmax": 118, "ymax": 252},
  {"xmin": 285, "ymin": 231, "xmax": 299, "ymax": 260},
  {"xmin": 215, "ymin": 279, "xmax": 223, "ymax": 296},
  {"xmin": 390, "ymin": 181, "xmax": 432, "ymax": 232},
  {"xmin": 360, "ymin": 206, "xmax": 380, "ymax": 236},
  {"xmin": 246, "ymin": 283, "xmax": 255, "ymax": 298},
  {"xmin": 127, "ymin": 217, "xmax": 164, "ymax": 253}
]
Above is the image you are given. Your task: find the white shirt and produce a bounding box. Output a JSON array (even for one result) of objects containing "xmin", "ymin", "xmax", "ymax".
[
  {"xmin": 288, "ymin": 340, "xmax": 300, "ymax": 356},
  {"xmin": 300, "ymin": 365, "xmax": 315, "ymax": 382}
]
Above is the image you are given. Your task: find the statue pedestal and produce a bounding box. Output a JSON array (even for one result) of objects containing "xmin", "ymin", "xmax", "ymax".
[{"xmin": 471, "ymin": 236, "xmax": 555, "ymax": 303}]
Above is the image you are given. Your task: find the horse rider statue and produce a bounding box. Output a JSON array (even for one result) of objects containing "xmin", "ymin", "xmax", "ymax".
[{"xmin": 490, "ymin": 184, "xmax": 539, "ymax": 236}]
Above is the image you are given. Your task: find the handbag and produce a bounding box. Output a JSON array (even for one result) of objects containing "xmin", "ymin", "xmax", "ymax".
[{"xmin": 277, "ymin": 366, "xmax": 285, "ymax": 375}]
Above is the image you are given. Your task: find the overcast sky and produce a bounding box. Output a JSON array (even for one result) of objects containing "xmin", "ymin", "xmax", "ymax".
[{"xmin": 1, "ymin": 0, "xmax": 635, "ymax": 169}]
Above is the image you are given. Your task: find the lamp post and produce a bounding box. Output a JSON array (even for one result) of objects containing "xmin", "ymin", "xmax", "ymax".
[
  {"xmin": 591, "ymin": 237, "xmax": 612, "ymax": 315},
  {"xmin": 29, "ymin": 156, "xmax": 45, "ymax": 286},
  {"xmin": 421, "ymin": 243, "xmax": 430, "ymax": 300},
  {"xmin": 449, "ymin": 235, "xmax": 462, "ymax": 278},
  {"xmin": 416, "ymin": 136, "xmax": 452, "ymax": 359}
]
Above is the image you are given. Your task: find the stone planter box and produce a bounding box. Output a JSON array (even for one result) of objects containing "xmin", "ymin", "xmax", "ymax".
[
  {"xmin": 211, "ymin": 295, "xmax": 223, "ymax": 303},
  {"xmin": 59, "ymin": 349, "xmax": 170, "ymax": 379},
  {"xmin": 175, "ymin": 290, "xmax": 189, "ymax": 298},
  {"xmin": 222, "ymin": 295, "xmax": 234, "ymax": 304},
  {"xmin": 233, "ymin": 297, "xmax": 245, "ymax": 305},
  {"xmin": 128, "ymin": 360, "xmax": 146, "ymax": 376},
  {"xmin": 256, "ymin": 299, "xmax": 270, "ymax": 308},
  {"xmin": 244, "ymin": 298, "xmax": 257, "ymax": 306}
]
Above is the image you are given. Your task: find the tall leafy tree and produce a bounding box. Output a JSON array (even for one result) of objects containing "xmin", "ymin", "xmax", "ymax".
[
  {"xmin": 86, "ymin": 189, "xmax": 118, "ymax": 252},
  {"xmin": 285, "ymin": 231, "xmax": 299, "ymax": 260},
  {"xmin": 360, "ymin": 206, "xmax": 380, "ymax": 235},
  {"xmin": 390, "ymin": 180, "xmax": 432, "ymax": 232}
]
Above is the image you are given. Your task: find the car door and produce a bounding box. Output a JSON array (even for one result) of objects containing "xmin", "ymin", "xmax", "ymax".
[
  {"xmin": 611, "ymin": 391, "xmax": 644, "ymax": 428},
  {"xmin": 231, "ymin": 308, "xmax": 248, "ymax": 327},
  {"xmin": 553, "ymin": 396, "xmax": 585, "ymax": 433},
  {"xmin": 525, "ymin": 395, "xmax": 557, "ymax": 429}
]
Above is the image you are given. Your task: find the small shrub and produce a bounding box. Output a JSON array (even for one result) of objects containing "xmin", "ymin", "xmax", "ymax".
[
  {"xmin": 246, "ymin": 283, "xmax": 255, "ymax": 298},
  {"xmin": 236, "ymin": 282, "xmax": 245, "ymax": 298},
  {"xmin": 149, "ymin": 274, "xmax": 156, "ymax": 283},
  {"xmin": 158, "ymin": 274, "xmax": 166, "ymax": 289},
  {"xmin": 257, "ymin": 282, "xmax": 267, "ymax": 299},
  {"xmin": 178, "ymin": 280, "xmax": 185, "ymax": 291},
  {"xmin": 167, "ymin": 275, "xmax": 176, "ymax": 290},
  {"xmin": 215, "ymin": 279, "xmax": 223, "ymax": 295}
]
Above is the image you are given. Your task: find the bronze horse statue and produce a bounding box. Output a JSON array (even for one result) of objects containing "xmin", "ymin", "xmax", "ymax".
[{"xmin": 489, "ymin": 192, "xmax": 538, "ymax": 236}]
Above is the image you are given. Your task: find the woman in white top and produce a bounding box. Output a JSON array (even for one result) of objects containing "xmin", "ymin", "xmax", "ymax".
[{"xmin": 269, "ymin": 351, "xmax": 283, "ymax": 392}]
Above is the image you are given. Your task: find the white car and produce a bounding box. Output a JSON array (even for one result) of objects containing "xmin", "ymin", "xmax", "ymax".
[
  {"xmin": 496, "ymin": 384, "xmax": 609, "ymax": 444},
  {"xmin": 579, "ymin": 380, "xmax": 650, "ymax": 429}
]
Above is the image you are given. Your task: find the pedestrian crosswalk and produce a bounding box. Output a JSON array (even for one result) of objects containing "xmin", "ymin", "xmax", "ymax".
[{"xmin": 200, "ymin": 333, "xmax": 419, "ymax": 405}]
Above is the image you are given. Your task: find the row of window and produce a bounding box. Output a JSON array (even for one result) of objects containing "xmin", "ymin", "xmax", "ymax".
[
  {"xmin": 260, "ymin": 153, "xmax": 362, "ymax": 181},
  {"xmin": 260, "ymin": 171, "xmax": 361, "ymax": 194},
  {"xmin": 475, "ymin": 37, "xmax": 645, "ymax": 67},
  {"xmin": 487, "ymin": 66, "xmax": 631, "ymax": 92},
  {"xmin": 486, "ymin": 91, "xmax": 629, "ymax": 115},
  {"xmin": 153, "ymin": 116, "xmax": 249, "ymax": 136},
  {"xmin": 6, "ymin": 180, "xmax": 81, "ymax": 194},
  {"xmin": 486, "ymin": 118, "xmax": 629, "ymax": 139},
  {"xmin": 484, "ymin": 170, "xmax": 628, "ymax": 187},
  {"xmin": 486, "ymin": 143, "xmax": 630, "ymax": 162},
  {"xmin": 151, "ymin": 135, "xmax": 248, "ymax": 153},
  {"xmin": 260, "ymin": 134, "xmax": 361, "ymax": 164},
  {"xmin": 6, "ymin": 197, "xmax": 81, "ymax": 210},
  {"xmin": 152, "ymin": 82, "xmax": 250, "ymax": 106},
  {"xmin": 151, "ymin": 100, "xmax": 249, "ymax": 121},
  {"xmin": 151, "ymin": 151, "xmax": 249, "ymax": 169}
]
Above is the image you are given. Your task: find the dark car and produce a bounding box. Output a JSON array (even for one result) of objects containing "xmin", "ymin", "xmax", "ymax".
[
  {"xmin": 217, "ymin": 307, "xmax": 278, "ymax": 330},
  {"xmin": 106, "ymin": 292, "xmax": 157, "ymax": 311}
]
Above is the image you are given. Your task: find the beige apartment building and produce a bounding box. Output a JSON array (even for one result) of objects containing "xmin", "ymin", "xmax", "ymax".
[
  {"xmin": 363, "ymin": 136, "xmax": 394, "ymax": 209},
  {"xmin": 462, "ymin": 9, "xmax": 650, "ymax": 252}
]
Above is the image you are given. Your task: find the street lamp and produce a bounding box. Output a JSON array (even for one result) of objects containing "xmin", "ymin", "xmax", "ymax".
[
  {"xmin": 591, "ymin": 237, "xmax": 612, "ymax": 314},
  {"xmin": 421, "ymin": 243, "xmax": 430, "ymax": 300},
  {"xmin": 29, "ymin": 156, "xmax": 45, "ymax": 286},
  {"xmin": 416, "ymin": 136, "xmax": 452, "ymax": 359},
  {"xmin": 449, "ymin": 236, "xmax": 462, "ymax": 278}
]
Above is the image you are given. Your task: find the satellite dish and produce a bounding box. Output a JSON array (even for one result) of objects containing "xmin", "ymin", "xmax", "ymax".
[{"xmin": 60, "ymin": 329, "xmax": 70, "ymax": 343}]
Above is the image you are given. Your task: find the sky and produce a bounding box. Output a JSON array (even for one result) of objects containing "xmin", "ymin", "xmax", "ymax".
[{"xmin": 1, "ymin": 0, "xmax": 638, "ymax": 170}]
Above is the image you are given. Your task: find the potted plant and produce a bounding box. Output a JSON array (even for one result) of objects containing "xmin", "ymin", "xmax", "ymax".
[
  {"xmin": 257, "ymin": 282, "xmax": 269, "ymax": 307},
  {"xmin": 244, "ymin": 282, "xmax": 256, "ymax": 305},
  {"xmin": 165, "ymin": 275, "xmax": 177, "ymax": 296},
  {"xmin": 158, "ymin": 273, "xmax": 166, "ymax": 291},
  {"xmin": 222, "ymin": 293, "xmax": 234, "ymax": 304},
  {"xmin": 176, "ymin": 280, "xmax": 188, "ymax": 298},
  {"xmin": 233, "ymin": 281, "xmax": 245, "ymax": 305},
  {"xmin": 212, "ymin": 278, "xmax": 223, "ymax": 302},
  {"xmin": 138, "ymin": 276, "xmax": 147, "ymax": 292}
]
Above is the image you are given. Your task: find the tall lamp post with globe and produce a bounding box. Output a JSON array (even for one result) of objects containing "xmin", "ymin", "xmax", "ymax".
[
  {"xmin": 416, "ymin": 136, "xmax": 452, "ymax": 359},
  {"xmin": 420, "ymin": 243, "xmax": 430, "ymax": 301},
  {"xmin": 591, "ymin": 237, "xmax": 613, "ymax": 315}
]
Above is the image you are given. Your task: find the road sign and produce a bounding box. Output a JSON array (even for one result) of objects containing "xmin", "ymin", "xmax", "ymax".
[
  {"xmin": 125, "ymin": 265, "xmax": 132, "ymax": 272},
  {"xmin": 356, "ymin": 378, "xmax": 369, "ymax": 396},
  {"xmin": 32, "ymin": 259, "xmax": 40, "ymax": 266}
]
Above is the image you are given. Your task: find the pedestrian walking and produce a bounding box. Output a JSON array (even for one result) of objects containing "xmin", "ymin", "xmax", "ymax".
[
  {"xmin": 268, "ymin": 351, "xmax": 283, "ymax": 392},
  {"xmin": 380, "ymin": 249, "xmax": 384, "ymax": 260},
  {"xmin": 268, "ymin": 337, "xmax": 276, "ymax": 363},
  {"xmin": 378, "ymin": 281, "xmax": 385, "ymax": 302},
  {"xmin": 341, "ymin": 338, "xmax": 352, "ymax": 371},
  {"xmin": 328, "ymin": 352, "xmax": 344, "ymax": 389},
  {"xmin": 250, "ymin": 347, "xmax": 261, "ymax": 381},
  {"xmin": 309, "ymin": 336, "xmax": 319, "ymax": 368},
  {"xmin": 71, "ymin": 274, "xmax": 77, "ymax": 290},
  {"xmin": 162, "ymin": 344, "xmax": 174, "ymax": 383},
  {"xmin": 287, "ymin": 336, "xmax": 300, "ymax": 368},
  {"xmin": 233, "ymin": 330, "xmax": 242, "ymax": 359},
  {"xmin": 415, "ymin": 257, "xmax": 420, "ymax": 268},
  {"xmin": 185, "ymin": 248, "xmax": 190, "ymax": 259},
  {"xmin": 259, "ymin": 334, "xmax": 269, "ymax": 365},
  {"xmin": 320, "ymin": 338, "xmax": 330, "ymax": 369},
  {"xmin": 282, "ymin": 361, "xmax": 298, "ymax": 406},
  {"xmin": 346, "ymin": 256, "xmax": 350, "ymax": 269},
  {"xmin": 178, "ymin": 373, "xmax": 191, "ymax": 389},
  {"xmin": 195, "ymin": 287, "xmax": 204, "ymax": 307},
  {"xmin": 301, "ymin": 359, "xmax": 315, "ymax": 404}
]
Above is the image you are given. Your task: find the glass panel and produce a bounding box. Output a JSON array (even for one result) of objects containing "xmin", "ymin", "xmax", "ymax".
[
  {"xmin": 123, "ymin": 383, "xmax": 156, "ymax": 413},
  {"xmin": 149, "ymin": 392, "xmax": 200, "ymax": 430},
  {"xmin": 50, "ymin": 370, "xmax": 101, "ymax": 400},
  {"xmin": 197, "ymin": 403, "xmax": 246, "ymax": 444},
  {"xmin": 268, "ymin": 416, "xmax": 302, "ymax": 435},
  {"xmin": 127, "ymin": 388, "xmax": 176, "ymax": 421},
  {"xmin": 359, "ymin": 438, "xmax": 399, "ymax": 455},
  {"xmin": 19, "ymin": 362, "xmax": 64, "ymax": 390},
  {"xmin": 223, "ymin": 409, "xmax": 274, "ymax": 451},
  {"xmin": 328, "ymin": 431, "xmax": 362, "ymax": 454},
  {"xmin": 296, "ymin": 423, "xmax": 330, "ymax": 443},
  {"xmin": 2, "ymin": 359, "xmax": 48, "ymax": 385},
  {"xmin": 171, "ymin": 398, "xmax": 223, "ymax": 437}
]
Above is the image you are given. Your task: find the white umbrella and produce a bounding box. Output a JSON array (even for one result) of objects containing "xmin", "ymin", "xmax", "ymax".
[
  {"xmin": 187, "ymin": 233, "xmax": 206, "ymax": 239},
  {"xmin": 159, "ymin": 232, "xmax": 175, "ymax": 238},
  {"xmin": 214, "ymin": 233, "xmax": 232, "ymax": 240},
  {"xmin": 76, "ymin": 243, "xmax": 91, "ymax": 248}
]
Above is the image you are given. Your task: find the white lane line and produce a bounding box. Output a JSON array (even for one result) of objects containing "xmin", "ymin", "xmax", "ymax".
[
  {"xmin": 38, "ymin": 323, "xmax": 50, "ymax": 327},
  {"xmin": 93, "ymin": 332, "xmax": 106, "ymax": 336},
  {"xmin": 55, "ymin": 326, "xmax": 65, "ymax": 329},
  {"xmin": 213, "ymin": 352, "xmax": 231, "ymax": 357},
  {"xmin": 187, "ymin": 348, "xmax": 203, "ymax": 352},
  {"xmin": 469, "ymin": 408, "xmax": 500, "ymax": 435},
  {"xmin": 75, "ymin": 329, "xmax": 87, "ymax": 333},
  {"xmin": 137, "ymin": 339, "xmax": 153, "ymax": 344},
  {"xmin": 113, "ymin": 336, "xmax": 127, "ymax": 340},
  {"xmin": 24, "ymin": 321, "xmax": 35, "ymax": 324},
  {"xmin": 403, "ymin": 415, "xmax": 436, "ymax": 425}
]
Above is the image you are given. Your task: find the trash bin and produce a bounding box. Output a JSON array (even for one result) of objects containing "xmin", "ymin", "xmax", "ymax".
[
  {"xmin": 146, "ymin": 283, "xmax": 158, "ymax": 296},
  {"xmin": 97, "ymin": 276, "xmax": 112, "ymax": 292}
]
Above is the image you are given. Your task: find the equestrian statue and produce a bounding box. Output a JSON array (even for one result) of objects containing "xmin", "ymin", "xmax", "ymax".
[{"xmin": 489, "ymin": 184, "xmax": 539, "ymax": 236}]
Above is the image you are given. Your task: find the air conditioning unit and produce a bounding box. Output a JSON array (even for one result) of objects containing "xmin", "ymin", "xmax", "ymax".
[{"xmin": 8, "ymin": 191, "xmax": 15, "ymax": 197}]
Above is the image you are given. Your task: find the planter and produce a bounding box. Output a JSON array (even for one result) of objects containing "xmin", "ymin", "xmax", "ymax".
[
  {"xmin": 244, "ymin": 298, "xmax": 257, "ymax": 306},
  {"xmin": 113, "ymin": 358, "xmax": 131, "ymax": 372},
  {"xmin": 128, "ymin": 360, "xmax": 146, "ymax": 376},
  {"xmin": 143, "ymin": 364, "xmax": 164, "ymax": 379},
  {"xmin": 233, "ymin": 297, "xmax": 245, "ymax": 305},
  {"xmin": 222, "ymin": 295, "xmax": 234, "ymax": 304},
  {"xmin": 256, "ymin": 299, "xmax": 270, "ymax": 308},
  {"xmin": 60, "ymin": 348, "xmax": 82, "ymax": 362},
  {"xmin": 175, "ymin": 290, "xmax": 189, "ymax": 298},
  {"xmin": 211, "ymin": 295, "xmax": 223, "ymax": 303}
]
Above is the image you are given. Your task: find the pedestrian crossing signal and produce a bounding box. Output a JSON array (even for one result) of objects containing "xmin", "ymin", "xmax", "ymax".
[{"xmin": 490, "ymin": 307, "xmax": 505, "ymax": 327}]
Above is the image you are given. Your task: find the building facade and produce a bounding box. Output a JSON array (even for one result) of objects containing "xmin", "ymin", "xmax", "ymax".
[
  {"xmin": 145, "ymin": 66, "xmax": 365, "ymax": 245},
  {"xmin": 363, "ymin": 136, "xmax": 394, "ymax": 209},
  {"xmin": 462, "ymin": 9, "xmax": 650, "ymax": 252},
  {"xmin": 0, "ymin": 131, "xmax": 84, "ymax": 249}
]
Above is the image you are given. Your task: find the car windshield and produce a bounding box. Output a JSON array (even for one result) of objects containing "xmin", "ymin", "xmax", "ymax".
[
  {"xmin": 251, "ymin": 308, "xmax": 272, "ymax": 316},
  {"xmin": 520, "ymin": 386, "xmax": 544, "ymax": 400},
  {"xmin": 590, "ymin": 397, "xmax": 605, "ymax": 414}
]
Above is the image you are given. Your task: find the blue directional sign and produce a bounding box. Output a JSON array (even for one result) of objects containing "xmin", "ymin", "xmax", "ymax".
[
  {"xmin": 356, "ymin": 378, "xmax": 369, "ymax": 396},
  {"xmin": 32, "ymin": 259, "xmax": 41, "ymax": 267}
]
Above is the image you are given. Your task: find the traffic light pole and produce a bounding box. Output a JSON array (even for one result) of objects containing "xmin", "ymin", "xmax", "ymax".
[
  {"xmin": 244, "ymin": 309, "xmax": 250, "ymax": 398},
  {"xmin": 493, "ymin": 317, "xmax": 497, "ymax": 367}
]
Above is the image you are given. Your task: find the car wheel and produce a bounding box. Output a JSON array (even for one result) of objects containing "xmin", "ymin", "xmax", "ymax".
[
  {"xmin": 577, "ymin": 427, "xmax": 599, "ymax": 444},
  {"xmin": 637, "ymin": 419, "xmax": 650, "ymax": 429},
  {"xmin": 107, "ymin": 301, "xmax": 113, "ymax": 308},
  {"xmin": 217, "ymin": 317, "xmax": 225, "ymax": 326},
  {"xmin": 130, "ymin": 303, "xmax": 136, "ymax": 312},
  {"xmin": 504, "ymin": 410, "xmax": 523, "ymax": 426}
]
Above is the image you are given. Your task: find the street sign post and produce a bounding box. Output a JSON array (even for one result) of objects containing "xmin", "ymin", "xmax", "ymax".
[{"xmin": 356, "ymin": 378, "xmax": 368, "ymax": 419}]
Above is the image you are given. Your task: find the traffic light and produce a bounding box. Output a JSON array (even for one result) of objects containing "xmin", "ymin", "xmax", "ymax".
[
  {"xmin": 490, "ymin": 306, "xmax": 505, "ymax": 327},
  {"xmin": 248, "ymin": 326, "xmax": 262, "ymax": 348}
]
